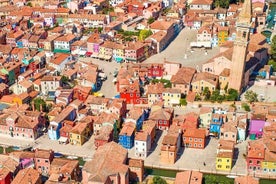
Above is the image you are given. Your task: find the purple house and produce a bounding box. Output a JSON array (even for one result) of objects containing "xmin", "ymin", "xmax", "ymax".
[{"xmin": 249, "ymin": 114, "xmax": 266, "ymax": 140}]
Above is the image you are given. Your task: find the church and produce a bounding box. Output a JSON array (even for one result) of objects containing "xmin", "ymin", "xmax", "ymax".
[{"xmin": 201, "ymin": 0, "xmax": 269, "ymax": 93}]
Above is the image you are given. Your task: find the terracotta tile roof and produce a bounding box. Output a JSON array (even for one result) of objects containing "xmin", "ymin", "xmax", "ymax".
[
  {"xmin": 11, "ymin": 168, "xmax": 40, "ymax": 184},
  {"xmin": 183, "ymin": 128, "xmax": 206, "ymax": 138},
  {"xmin": 82, "ymin": 142, "xmax": 128, "ymax": 183},
  {"xmin": 217, "ymin": 151, "xmax": 233, "ymax": 158},
  {"xmin": 192, "ymin": 72, "xmax": 218, "ymax": 86},
  {"xmin": 69, "ymin": 13, "xmax": 106, "ymax": 21},
  {"xmin": 247, "ymin": 139, "xmax": 265, "ymax": 159},
  {"xmin": 0, "ymin": 44, "xmax": 12, "ymax": 55},
  {"xmin": 147, "ymin": 31, "xmax": 167, "ymax": 42},
  {"xmin": 264, "ymin": 149, "xmax": 276, "ymax": 162},
  {"xmin": 129, "ymin": 158, "xmax": 144, "ymax": 168},
  {"xmin": 175, "ymin": 171, "xmax": 203, "ymax": 184},
  {"xmin": 162, "ymin": 133, "xmax": 178, "ymax": 145},
  {"xmin": 221, "ymin": 122, "xmax": 237, "ymax": 133},
  {"xmin": 146, "ymin": 83, "xmax": 165, "ymax": 94},
  {"xmin": 50, "ymin": 53, "xmax": 70, "ymax": 66},
  {"xmin": 171, "ymin": 67, "xmax": 196, "ymax": 84},
  {"xmin": 200, "ymin": 107, "xmax": 213, "ymax": 114},
  {"xmin": 149, "ymin": 108, "xmax": 173, "ymax": 121},
  {"xmin": 235, "ymin": 176, "xmax": 259, "ymax": 184},
  {"xmin": 135, "ymin": 131, "xmax": 148, "ymax": 141},
  {"xmin": 55, "ymin": 34, "xmax": 75, "ymax": 42},
  {"xmin": 120, "ymin": 123, "xmax": 135, "ymax": 136},
  {"xmin": 149, "ymin": 20, "xmax": 174, "ymax": 31},
  {"xmin": 218, "ymin": 140, "xmax": 235, "ymax": 151},
  {"xmin": 35, "ymin": 149, "xmax": 53, "ymax": 159},
  {"xmin": 127, "ymin": 106, "xmax": 145, "ymax": 120},
  {"xmin": 219, "ymin": 68, "xmax": 230, "ymax": 77},
  {"xmin": 0, "ymin": 155, "xmax": 19, "ymax": 173},
  {"xmin": 70, "ymin": 122, "xmax": 89, "ymax": 135},
  {"xmin": 94, "ymin": 125, "xmax": 113, "ymax": 141},
  {"xmin": 186, "ymin": 92, "xmax": 196, "ymax": 103}
]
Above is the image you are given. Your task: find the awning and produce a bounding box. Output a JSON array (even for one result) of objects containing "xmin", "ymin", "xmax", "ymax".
[
  {"xmin": 58, "ymin": 137, "xmax": 68, "ymax": 143},
  {"xmin": 91, "ymin": 53, "xmax": 98, "ymax": 58},
  {"xmin": 115, "ymin": 57, "xmax": 123, "ymax": 63},
  {"xmin": 104, "ymin": 55, "xmax": 112, "ymax": 60}
]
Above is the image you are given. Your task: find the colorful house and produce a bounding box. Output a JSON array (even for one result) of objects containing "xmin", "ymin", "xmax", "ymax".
[
  {"xmin": 247, "ymin": 139, "xmax": 265, "ymax": 173},
  {"xmin": 199, "ymin": 107, "xmax": 213, "ymax": 128},
  {"xmin": 134, "ymin": 131, "xmax": 151, "ymax": 158},
  {"xmin": 216, "ymin": 152, "xmax": 233, "ymax": 171},
  {"xmin": 162, "ymin": 88, "xmax": 181, "ymax": 107},
  {"xmin": 69, "ymin": 122, "xmax": 92, "ymax": 146},
  {"xmin": 218, "ymin": 26, "xmax": 229, "ymax": 46},
  {"xmin": 125, "ymin": 107, "xmax": 150, "ymax": 131},
  {"xmin": 183, "ymin": 128, "xmax": 206, "ymax": 149},
  {"xmin": 34, "ymin": 149, "xmax": 54, "ymax": 175},
  {"xmin": 119, "ymin": 123, "xmax": 135, "ymax": 149},
  {"xmin": 148, "ymin": 107, "xmax": 173, "ymax": 130},
  {"xmin": 209, "ymin": 113, "xmax": 227, "ymax": 137},
  {"xmin": 249, "ymin": 114, "xmax": 266, "ymax": 140},
  {"xmin": 119, "ymin": 80, "xmax": 141, "ymax": 104},
  {"xmin": 146, "ymin": 83, "xmax": 165, "ymax": 106},
  {"xmin": 220, "ymin": 122, "xmax": 238, "ymax": 143},
  {"xmin": 160, "ymin": 133, "xmax": 178, "ymax": 164},
  {"xmin": 94, "ymin": 126, "xmax": 113, "ymax": 149}
]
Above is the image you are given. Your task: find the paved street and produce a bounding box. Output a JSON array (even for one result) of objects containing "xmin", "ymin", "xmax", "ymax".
[
  {"xmin": 33, "ymin": 134, "xmax": 95, "ymax": 159},
  {"xmin": 128, "ymin": 130, "xmax": 247, "ymax": 176}
]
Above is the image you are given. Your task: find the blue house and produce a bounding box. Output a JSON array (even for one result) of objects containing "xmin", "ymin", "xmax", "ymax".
[
  {"xmin": 125, "ymin": 107, "xmax": 150, "ymax": 131},
  {"xmin": 209, "ymin": 113, "xmax": 226, "ymax": 137},
  {"xmin": 119, "ymin": 123, "xmax": 135, "ymax": 149},
  {"xmin": 48, "ymin": 106, "xmax": 77, "ymax": 140},
  {"xmin": 48, "ymin": 121, "xmax": 62, "ymax": 140}
]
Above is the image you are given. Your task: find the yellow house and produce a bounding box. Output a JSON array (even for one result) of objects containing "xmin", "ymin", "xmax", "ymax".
[
  {"xmin": 191, "ymin": 72, "xmax": 218, "ymax": 94},
  {"xmin": 261, "ymin": 150, "xmax": 276, "ymax": 173},
  {"xmin": 69, "ymin": 122, "xmax": 91, "ymax": 146},
  {"xmin": 162, "ymin": 88, "xmax": 181, "ymax": 107},
  {"xmin": 216, "ymin": 152, "xmax": 233, "ymax": 171},
  {"xmin": 219, "ymin": 68, "xmax": 230, "ymax": 90},
  {"xmin": 0, "ymin": 0, "xmax": 9, "ymax": 7}
]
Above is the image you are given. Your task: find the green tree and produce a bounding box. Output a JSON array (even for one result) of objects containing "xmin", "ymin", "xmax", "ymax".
[
  {"xmin": 26, "ymin": 2, "xmax": 32, "ymax": 7},
  {"xmin": 214, "ymin": 0, "xmax": 229, "ymax": 8},
  {"xmin": 210, "ymin": 90, "xmax": 220, "ymax": 102},
  {"xmin": 139, "ymin": 29, "xmax": 153, "ymax": 41},
  {"xmin": 33, "ymin": 98, "xmax": 46, "ymax": 112},
  {"xmin": 180, "ymin": 98, "xmax": 187, "ymax": 106},
  {"xmin": 226, "ymin": 88, "xmax": 239, "ymax": 101},
  {"xmin": 147, "ymin": 17, "xmax": 155, "ymax": 25},
  {"xmin": 271, "ymin": 35, "xmax": 276, "ymax": 60},
  {"xmin": 268, "ymin": 59, "xmax": 276, "ymax": 72},
  {"xmin": 61, "ymin": 75, "xmax": 69, "ymax": 84},
  {"xmin": 203, "ymin": 87, "xmax": 211, "ymax": 100},
  {"xmin": 242, "ymin": 103, "xmax": 251, "ymax": 112},
  {"xmin": 244, "ymin": 90, "xmax": 258, "ymax": 103},
  {"xmin": 152, "ymin": 176, "xmax": 167, "ymax": 184}
]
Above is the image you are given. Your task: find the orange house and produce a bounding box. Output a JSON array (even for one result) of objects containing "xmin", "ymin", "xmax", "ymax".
[{"xmin": 183, "ymin": 128, "xmax": 206, "ymax": 149}]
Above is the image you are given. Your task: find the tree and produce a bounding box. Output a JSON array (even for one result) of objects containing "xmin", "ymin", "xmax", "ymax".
[
  {"xmin": 147, "ymin": 17, "xmax": 155, "ymax": 25},
  {"xmin": 152, "ymin": 176, "xmax": 167, "ymax": 184},
  {"xmin": 214, "ymin": 0, "xmax": 229, "ymax": 8},
  {"xmin": 271, "ymin": 35, "xmax": 276, "ymax": 60},
  {"xmin": 244, "ymin": 90, "xmax": 258, "ymax": 103},
  {"xmin": 210, "ymin": 90, "xmax": 225, "ymax": 103},
  {"xmin": 226, "ymin": 88, "xmax": 239, "ymax": 101},
  {"xmin": 268, "ymin": 59, "xmax": 276, "ymax": 72},
  {"xmin": 33, "ymin": 98, "xmax": 46, "ymax": 112},
  {"xmin": 180, "ymin": 98, "xmax": 187, "ymax": 106},
  {"xmin": 61, "ymin": 75, "xmax": 69, "ymax": 84},
  {"xmin": 242, "ymin": 103, "xmax": 251, "ymax": 112},
  {"xmin": 203, "ymin": 87, "xmax": 211, "ymax": 100},
  {"xmin": 139, "ymin": 29, "xmax": 153, "ymax": 41},
  {"xmin": 26, "ymin": 2, "xmax": 32, "ymax": 7}
]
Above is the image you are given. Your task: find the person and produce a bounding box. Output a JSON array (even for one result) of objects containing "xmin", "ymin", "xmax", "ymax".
[{"xmin": 203, "ymin": 162, "xmax": 206, "ymax": 166}]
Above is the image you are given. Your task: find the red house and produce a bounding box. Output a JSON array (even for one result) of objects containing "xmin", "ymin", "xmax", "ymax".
[
  {"xmin": 73, "ymin": 85, "xmax": 91, "ymax": 102},
  {"xmin": 59, "ymin": 120, "xmax": 75, "ymax": 144},
  {"xmin": 120, "ymin": 80, "xmax": 141, "ymax": 104},
  {"xmin": 147, "ymin": 64, "xmax": 164, "ymax": 78},
  {"xmin": 247, "ymin": 139, "xmax": 265, "ymax": 172},
  {"xmin": 127, "ymin": 0, "xmax": 144, "ymax": 16},
  {"xmin": 0, "ymin": 168, "xmax": 11, "ymax": 184},
  {"xmin": 148, "ymin": 107, "xmax": 173, "ymax": 130},
  {"xmin": 94, "ymin": 126, "xmax": 113, "ymax": 149}
]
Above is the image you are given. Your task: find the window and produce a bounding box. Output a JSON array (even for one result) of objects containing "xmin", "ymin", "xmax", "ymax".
[
  {"xmin": 37, "ymin": 159, "xmax": 40, "ymax": 163},
  {"xmin": 45, "ymin": 160, "xmax": 49, "ymax": 163},
  {"xmin": 218, "ymin": 159, "xmax": 222, "ymax": 162},
  {"xmin": 217, "ymin": 165, "xmax": 222, "ymax": 168},
  {"xmin": 194, "ymin": 144, "xmax": 197, "ymax": 147},
  {"xmin": 226, "ymin": 166, "xmax": 230, "ymax": 169},
  {"xmin": 249, "ymin": 160, "xmax": 253, "ymax": 164},
  {"xmin": 227, "ymin": 159, "xmax": 230, "ymax": 162},
  {"xmin": 189, "ymin": 138, "xmax": 193, "ymax": 141}
]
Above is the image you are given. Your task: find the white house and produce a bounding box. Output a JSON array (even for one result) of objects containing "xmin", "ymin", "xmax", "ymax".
[
  {"xmin": 54, "ymin": 34, "xmax": 76, "ymax": 52},
  {"xmin": 135, "ymin": 131, "xmax": 151, "ymax": 158},
  {"xmin": 163, "ymin": 0, "xmax": 173, "ymax": 8},
  {"xmin": 40, "ymin": 76, "xmax": 62, "ymax": 95},
  {"xmin": 110, "ymin": 0, "xmax": 124, "ymax": 7},
  {"xmin": 48, "ymin": 53, "xmax": 71, "ymax": 72},
  {"xmin": 189, "ymin": 0, "xmax": 213, "ymax": 10},
  {"xmin": 68, "ymin": 14, "xmax": 107, "ymax": 28}
]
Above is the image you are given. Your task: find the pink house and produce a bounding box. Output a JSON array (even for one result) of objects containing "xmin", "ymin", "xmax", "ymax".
[
  {"xmin": 34, "ymin": 149, "xmax": 54, "ymax": 175},
  {"xmin": 163, "ymin": 61, "xmax": 181, "ymax": 76},
  {"xmin": 87, "ymin": 33, "xmax": 103, "ymax": 55},
  {"xmin": 252, "ymin": 0, "xmax": 264, "ymax": 2}
]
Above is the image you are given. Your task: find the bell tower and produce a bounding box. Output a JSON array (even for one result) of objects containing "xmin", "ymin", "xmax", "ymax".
[{"xmin": 228, "ymin": 0, "xmax": 252, "ymax": 93}]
